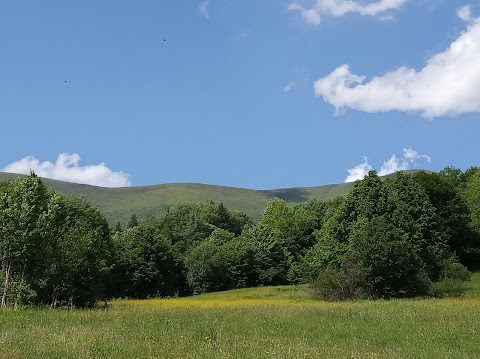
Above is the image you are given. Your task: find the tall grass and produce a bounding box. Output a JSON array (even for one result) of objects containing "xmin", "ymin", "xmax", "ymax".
[{"xmin": 1, "ymin": 282, "xmax": 479, "ymax": 358}]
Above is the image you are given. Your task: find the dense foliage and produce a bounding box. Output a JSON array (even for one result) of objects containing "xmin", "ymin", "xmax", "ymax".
[
  {"xmin": 0, "ymin": 173, "xmax": 112, "ymax": 308},
  {"xmin": 1, "ymin": 168, "xmax": 480, "ymax": 307}
]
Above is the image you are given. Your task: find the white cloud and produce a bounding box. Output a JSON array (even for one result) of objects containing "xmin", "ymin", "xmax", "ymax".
[
  {"xmin": 283, "ymin": 82, "xmax": 295, "ymax": 93},
  {"xmin": 457, "ymin": 5, "xmax": 472, "ymax": 22},
  {"xmin": 288, "ymin": 0, "xmax": 405, "ymax": 25},
  {"xmin": 1, "ymin": 153, "xmax": 131, "ymax": 187},
  {"xmin": 314, "ymin": 15, "xmax": 480, "ymax": 118},
  {"xmin": 345, "ymin": 156, "xmax": 373, "ymax": 182},
  {"xmin": 288, "ymin": 4, "xmax": 321, "ymax": 25},
  {"xmin": 403, "ymin": 147, "xmax": 431, "ymax": 163},
  {"xmin": 378, "ymin": 154, "xmax": 408, "ymax": 176},
  {"xmin": 198, "ymin": 1, "xmax": 210, "ymax": 19},
  {"xmin": 345, "ymin": 148, "xmax": 430, "ymax": 182}
]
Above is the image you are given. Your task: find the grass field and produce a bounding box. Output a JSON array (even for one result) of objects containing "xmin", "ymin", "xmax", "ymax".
[{"xmin": 1, "ymin": 273, "xmax": 479, "ymax": 359}]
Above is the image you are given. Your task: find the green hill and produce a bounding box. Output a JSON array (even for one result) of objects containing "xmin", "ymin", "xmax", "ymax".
[{"xmin": 0, "ymin": 171, "xmax": 421, "ymax": 226}]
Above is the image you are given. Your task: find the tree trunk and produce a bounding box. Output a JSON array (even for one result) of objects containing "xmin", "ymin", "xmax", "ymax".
[{"xmin": 51, "ymin": 281, "xmax": 64, "ymax": 309}]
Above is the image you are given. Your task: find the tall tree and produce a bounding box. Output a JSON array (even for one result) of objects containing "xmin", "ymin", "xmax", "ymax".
[
  {"xmin": 127, "ymin": 213, "xmax": 139, "ymax": 228},
  {"xmin": 0, "ymin": 172, "xmax": 49, "ymax": 306},
  {"xmin": 113, "ymin": 225, "xmax": 184, "ymax": 298},
  {"xmin": 113, "ymin": 221, "xmax": 123, "ymax": 234},
  {"xmin": 414, "ymin": 171, "xmax": 477, "ymax": 266},
  {"xmin": 298, "ymin": 171, "xmax": 458, "ymax": 298},
  {"xmin": 1, "ymin": 173, "xmax": 113, "ymax": 308},
  {"xmin": 37, "ymin": 194, "xmax": 113, "ymax": 307}
]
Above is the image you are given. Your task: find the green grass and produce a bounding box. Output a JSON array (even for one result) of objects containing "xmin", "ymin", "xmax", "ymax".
[
  {"xmin": 465, "ymin": 271, "xmax": 480, "ymax": 297},
  {"xmin": 0, "ymin": 172, "xmax": 355, "ymax": 226},
  {"xmin": 1, "ymin": 277, "xmax": 479, "ymax": 358}
]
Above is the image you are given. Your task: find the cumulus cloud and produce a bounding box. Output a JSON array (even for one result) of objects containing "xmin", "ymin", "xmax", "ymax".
[
  {"xmin": 1, "ymin": 153, "xmax": 131, "ymax": 187},
  {"xmin": 345, "ymin": 156, "xmax": 373, "ymax": 182},
  {"xmin": 345, "ymin": 148, "xmax": 430, "ymax": 182},
  {"xmin": 377, "ymin": 154, "xmax": 408, "ymax": 176},
  {"xmin": 288, "ymin": 4, "xmax": 322, "ymax": 25},
  {"xmin": 198, "ymin": 1, "xmax": 210, "ymax": 19},
  {"xmin": 457, "ymin": 5, "xmax": 472, "ymax": 22},
  {"xmin": 288, "ymin": 0, "xmax": 405, "ymax": 25},
  {"xmin": 314, "ymin": 14, "xmax": 480, "ymax": 118}
]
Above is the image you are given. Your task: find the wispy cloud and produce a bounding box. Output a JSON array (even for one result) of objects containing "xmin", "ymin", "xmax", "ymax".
[
  {"xmin": 457, "ymin": 5, "xmax": 472, "ymax": 22},
  {"xmin": 314, "ymin": 12, "xmax": 480, "ymax": 118},
  {"xmin": 283, "ymin": 82, "xmax": 295, "ymax": 93},
  {"xmin": 345, "ymin": 148, "xmax": 431, "ymax": 182},
  {"xmin": 198, "ymin": 1, "xmax": 210, "ymax": 19},
  {"xmin": 1, "ymin": 153, "xmax": 131, "ymax": 187},
  {"xmin": 403, "ymin": 147, "xmax": 431, "ymax": 163},
  {"xmin": 288, "ymin": 0, "xmax": 405, "ymax": 25}
]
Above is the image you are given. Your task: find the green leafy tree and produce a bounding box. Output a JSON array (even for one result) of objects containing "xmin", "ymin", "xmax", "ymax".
[
  {"xmin": 159, "ymin": 202, "xmax": 251, "ymax": 253},
  {"xmin": 240, "ymin": 225, "xmax": 291, "ymax": 286},
  {"xmin": 0, "ymin": 173, "xmax": 49, "ymax": 306},
  {"xmin": 37, "ymin": 194, "xmax": 113, "ymax": 307},
  {"xmin": 112, "ymin": 225, "xmax": 184, "ymax": 298},
  {"xmin": 414, "ymin": 171, "xmax": 478, "ymax": 266},
  {"xmin": 289, "ymin": 199, "xmax": 328, "ymax": 256},
  {"xmin": 1, "ymin": 173, "xmax": 114, "ymax": 308},
  {"xmin": 300, "ymin": 171, "xmax": 387, "ymax": 278},
  {"xmin": 382, "ymin": 172, "xmax": 449, "ymax": 279},
  {"xmin": 220, "ymin": 237, "xmax": 258, "ymax": 289},
  {"xmin": 298, "ymin": 171, "xmax": 458, "ymax": 298},
  {"xmin": 463, "ymin": 172, "xmax": 480, "ymax": 268},
  {"xmin": 464, "ymin": 171, "xmax": 480, "ymax": 232},
  {"xmin": 260, "ymin": 198, "xmax": 327, "ymax": 265},
  {"xmin": 184, "ymin": 240, "xmax": 229, "ymax": 294},
  {"xmin": 349, "ymin": 216, "xmax": 431, "ymax": 298}
]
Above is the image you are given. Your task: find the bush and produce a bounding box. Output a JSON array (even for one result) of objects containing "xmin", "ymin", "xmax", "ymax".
[
  {"xmin": 440, "ymin": 259, "xmax": 471, "ymax": 281},
  {"xmin": 433, "ymin": 259, "xmax": 471, "ymax": 298},
  {"xmin": 311, "ymin": 259, "xmax": 364, "ymax": 301},
  {"xmin": 432, "ymin": 279, "xmax": 470, "ymax": 298}
]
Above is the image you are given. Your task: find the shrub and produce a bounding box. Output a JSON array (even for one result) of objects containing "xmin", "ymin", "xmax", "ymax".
[
  {"xmin": 311, "ymin": 259, "xmax": 364, "ymax": 301},
  {"xmin": 433, "ymin": 258, "xmax": 471, "ymax": 298},
  {"xmin": 432, "ymin": 279, "xmax": 469, "ymax": 298}
]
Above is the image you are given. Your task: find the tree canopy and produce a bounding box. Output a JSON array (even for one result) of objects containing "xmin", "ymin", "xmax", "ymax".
[{"xmin": 1, "ymin": 168, "xmax": 479, "ymax": 306}]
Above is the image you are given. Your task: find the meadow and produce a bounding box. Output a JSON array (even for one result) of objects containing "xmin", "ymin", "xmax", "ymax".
[{"xmin": 0, "ymin": 273, "xmax": 479, "ymax": 359}]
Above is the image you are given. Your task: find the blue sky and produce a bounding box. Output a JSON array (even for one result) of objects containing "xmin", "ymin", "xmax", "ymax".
[{"xmin": 1, "ymin": 0, "xmax": 479, "ymax": 189}]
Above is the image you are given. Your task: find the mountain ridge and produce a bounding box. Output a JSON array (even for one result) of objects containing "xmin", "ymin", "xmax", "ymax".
[{"xmin": 0, "ymin": 170, "xmax": 425, "ymax": 226}]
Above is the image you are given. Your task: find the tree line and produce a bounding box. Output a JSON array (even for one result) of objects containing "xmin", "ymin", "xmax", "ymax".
[{"xmin": 1, "ymin": 168, "xmax": 480, "ymax": 307}]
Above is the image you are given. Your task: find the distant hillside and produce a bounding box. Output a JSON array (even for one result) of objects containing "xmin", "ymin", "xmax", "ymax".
[{"xmin": 0, "ymin": 171, "xmax": 422, "ymax": 226}]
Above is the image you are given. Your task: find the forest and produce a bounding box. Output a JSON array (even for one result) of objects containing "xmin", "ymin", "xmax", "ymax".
[{"xmin": 1, "ymin": 168, "xmax": 479, "ymax": 308}]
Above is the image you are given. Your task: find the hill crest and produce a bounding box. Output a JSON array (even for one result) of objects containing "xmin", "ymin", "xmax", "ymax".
[{"xmin": 0, "ymin": 170, "xmax": 424, "ymax": 225}]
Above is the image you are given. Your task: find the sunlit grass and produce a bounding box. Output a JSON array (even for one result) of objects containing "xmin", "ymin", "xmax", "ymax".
[
  {"xmin": 1, "ymin": 278, "xmax": 480, "ymax": 358},
  {"xmin": 115, "ymin": 285, "xmax": 314, "ymax": 309}
]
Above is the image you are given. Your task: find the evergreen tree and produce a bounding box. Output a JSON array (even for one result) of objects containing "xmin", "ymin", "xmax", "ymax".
[
  {"xmin": 114, "ymin": 221, "xmax": 123, "ymax": 234},
  {"xmin": 127, "ymin": 213, "xmax": 139, "ymax": 228}
]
